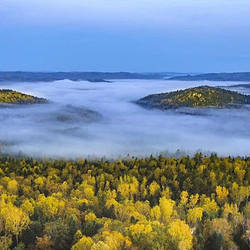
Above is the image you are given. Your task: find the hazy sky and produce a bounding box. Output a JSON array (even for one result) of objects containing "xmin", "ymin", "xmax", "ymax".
[{"xmin": 1, "ymin": 0, "xmax": 250, "ymax": 72}]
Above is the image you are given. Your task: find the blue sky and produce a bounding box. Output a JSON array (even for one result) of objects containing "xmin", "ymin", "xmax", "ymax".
[{"xmin": 1, "ymin": 0, "xmax": 250, "ymax": 72}]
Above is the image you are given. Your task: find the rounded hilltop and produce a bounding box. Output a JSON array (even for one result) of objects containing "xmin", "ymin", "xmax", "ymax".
[
  {"xmin": 136, "ymin": 85, "xmax": 250, "ymax": 110},
  {"xmin": 0, "ymin": 89, "xmax": 48, "ymax": 104}
]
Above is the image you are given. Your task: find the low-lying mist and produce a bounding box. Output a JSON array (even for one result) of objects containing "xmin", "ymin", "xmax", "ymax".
[{"xmin": 0, "ymin": 79, "xmax": 250, "ymax": 158}]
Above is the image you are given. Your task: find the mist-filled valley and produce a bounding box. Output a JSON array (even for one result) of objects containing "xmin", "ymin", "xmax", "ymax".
[{"xmin": 1, "ymin": 79, "xmax": 250, "ymax": 158}]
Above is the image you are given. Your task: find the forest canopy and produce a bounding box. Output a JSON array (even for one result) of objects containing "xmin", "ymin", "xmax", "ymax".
[{"xmin": 0, "ymin": 154, "xmax": 249, "ymax": 249}]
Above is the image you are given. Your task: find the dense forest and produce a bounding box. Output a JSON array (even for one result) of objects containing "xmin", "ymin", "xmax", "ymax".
[
  {"xmin": 0, "ymin": 90, "xmax": 48, "ymax": 104},
  {"xmin": 136, "ymin": 86, "xmax": 250, "ymax": 110},
  {"xmin": 0, "ymin": 154, "xmax": 249, "ymax": 249}
]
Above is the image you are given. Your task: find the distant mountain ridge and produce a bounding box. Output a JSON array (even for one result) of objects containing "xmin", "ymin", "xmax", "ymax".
[
  {"xmin": 2, "ymin": 71, "xmax": 250, "ymax": 83},
  {"xmin": 168, "ymin": 72, "xmax": 250, "ymax": 81},
  {"xmin": 0, "ymin": 71, "xmax": 170, "ymax": 82}
]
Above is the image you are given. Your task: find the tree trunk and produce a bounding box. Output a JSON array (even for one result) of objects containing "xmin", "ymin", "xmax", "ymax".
[{"xmin": 16, "ymin": 234, "xmax": 18, "ymax": 247}]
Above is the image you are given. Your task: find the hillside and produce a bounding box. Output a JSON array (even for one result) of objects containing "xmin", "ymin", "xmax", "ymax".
[
  {"xmin": 0, "ymin": 89, "xmax": 48, "ymax": 104},
  {"xmin": 136, "ymin": 86, "xmax": 250, "ymax": 109},
  {"xmin": 168, "ymin": 72, "xmax": 250, "ymax": 81}
]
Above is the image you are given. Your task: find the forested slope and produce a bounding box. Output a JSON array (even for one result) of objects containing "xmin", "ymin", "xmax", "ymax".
[{"xmin": 0, "ymin": 90, "xmax": 47, "ymax": 104}]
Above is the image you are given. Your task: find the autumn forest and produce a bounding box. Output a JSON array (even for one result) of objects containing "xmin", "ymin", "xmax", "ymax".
[{"xmin": 0, "ymin": 154, "xmax": 249, "ymax": 250}]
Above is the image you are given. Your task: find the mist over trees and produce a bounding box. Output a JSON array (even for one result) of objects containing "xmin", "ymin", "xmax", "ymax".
[
  {"xmin": 2, "ymin": 79, "xmax": 250, "ymax": 157},
  {"xmin": 1, "ymin": 80, "xmax": 250, "ymax": 249}
]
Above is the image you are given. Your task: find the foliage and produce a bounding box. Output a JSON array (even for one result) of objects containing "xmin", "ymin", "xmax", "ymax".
[{"xmin": 0, "ymin": 153, "xmax": 249, "ymax": 249}]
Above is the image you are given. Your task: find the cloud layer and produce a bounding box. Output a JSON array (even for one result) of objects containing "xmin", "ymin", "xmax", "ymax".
[{"xmin": 1, "ymin": 79, "xmax": 250, "ymax": 158}]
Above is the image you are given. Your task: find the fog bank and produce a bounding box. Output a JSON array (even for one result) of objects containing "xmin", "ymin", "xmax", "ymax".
[{"xmin": 0, "ymin": 79, "xmax": 250, "ymax": 158}]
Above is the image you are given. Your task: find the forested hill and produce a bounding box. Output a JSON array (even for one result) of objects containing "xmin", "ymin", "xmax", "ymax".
[
  {"xmin": 168, "ymin": 72, "xmax": 250, "ymax": 81},
  {"xmin": 136, "ymin": 86, "xmax": 250, "ymax": 110},
  {"xmin": 0, "ymin": 72, "xmax": 167, "ymax": 82},
  {"xmin": 0, "ymin": 89, "xmax": 48, "ymax": 104}
]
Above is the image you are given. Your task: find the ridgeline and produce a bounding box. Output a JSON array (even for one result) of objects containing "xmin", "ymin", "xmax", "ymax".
[{"xmin": 168, "ymin": 72, "xmax": 250, "ymax": 81}]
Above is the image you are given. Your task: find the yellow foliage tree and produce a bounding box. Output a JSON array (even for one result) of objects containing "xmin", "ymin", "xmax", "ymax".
[
  {"xmin": 7, "ymin": 180, "xmax": 19, "ymax": 195},
  {"xmin": 168, "ymin": 219, "xmax": 193, "ymax": 250},
  {"xmin": 85, "ymin": 212, "xmax": 97, "ymax": 222},
  {"xmin": 180, "ymin": 191, "xmax": 189, "ymax": 206},
  {"xmin": 71, "ymin": 235, "xmax": 94, "ymax": 250},
  {"xmin": 159, "ymin": 197, "xmax": 175, "ymax": 224},
  {"xmin": 187, "ymin": 207, "xmax": 203, "ymax": 226},
  {"xmin": 149, "ymin": 181, "xmax": 160, "ymax": 197},
  {"xmin": 150, "ymin": 206, "xmax": 161, "ymax": 221},
  {"xmin": 128, "ymin": 222, "xmax": 153, "ymax": 242},
  {"xmin": 216, "ymin": 186, "xmax": 229, "ymax": 205},
  {"xmin": 101, "ymin": 231, "xmax": 132, "ymax": 250},
  {"xmin": 222, "ymin": 203, "xmax": 242, "ymax": 227},
  {"xmin": 161, "ymin": 187, "xmax": 172, "ymax": 199},
  {"xmin": 135, "ymin": 201, "xmax": 151, "ymax": 217},
  {"xmin": 91, "ymin": 241, "xmax": 110, "ymax": 250},
  {"xmin": 1, "ymin": 204, "xmax": 30, "ymax": 245},
  {"xmin": 187, "ymin": 194, "xmax": 199, "ymax": 209},
  {"xmin": 35, "ymin": 194, "xmax": 65, "ymax": 220},
  {"xmin": 117, "ymin": 175, "xmax": 139, "ymax": 201},
  {"xmin": 21, "ymin": 199, "xmax": 34, "ymax": 217},
  {"xmin": 202, "ymin": 198, "xmax": 219, "ymax": 217}
]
